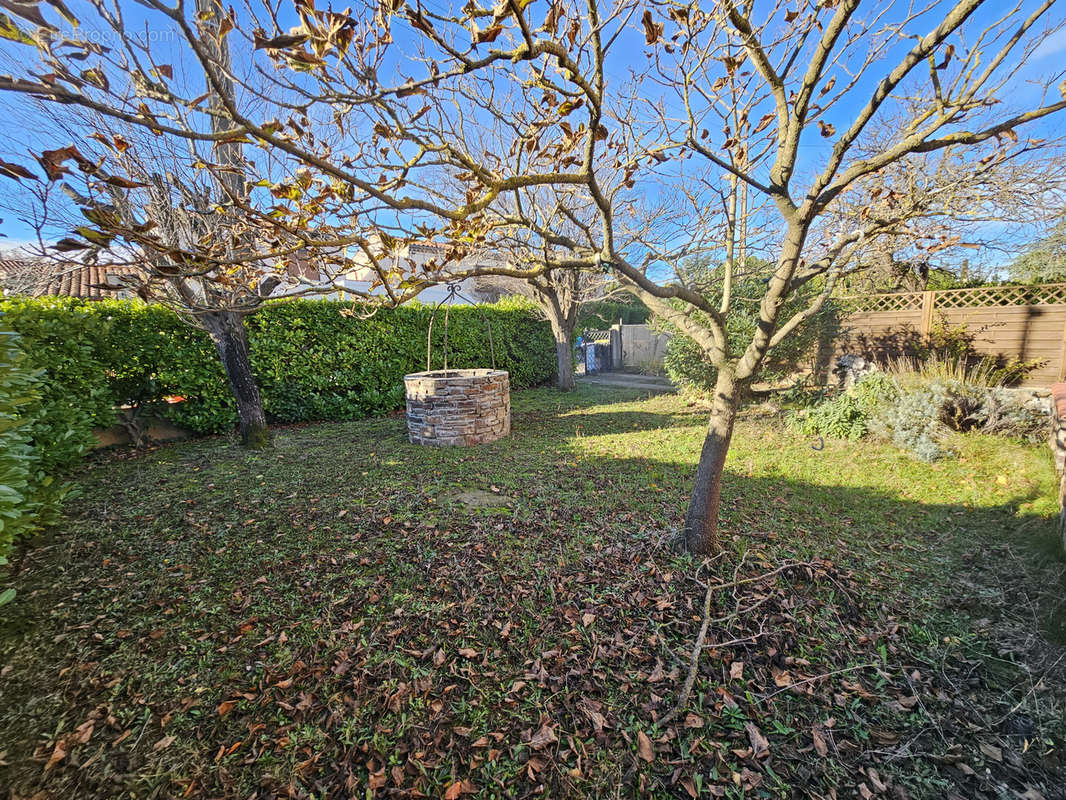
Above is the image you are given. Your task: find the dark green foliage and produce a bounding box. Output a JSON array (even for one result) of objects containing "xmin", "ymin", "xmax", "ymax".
[
  {"xmin": 662, "ymin": 334, "xmax": 719, "ymax": 392},
  {"xmin": 0, "ymin": 298, "xmax": 115, "ymax": 474},
  {"xmin": 1, "ymin": 296, "xmax": 555, "ymax": 438},
  {"xmin": 240, "ymin": 299, "xmax": 554, "ymax": 430},
  {"xmin": 662, "ymin": 278, "xmax": 840, "ymax": 392},
  {"xmin": 0, "ymin": 330, "xmax": 44, "ymax": 555},
  {"xmin": 577, "ymin": 294, "xmax": 650, "ymax": 329},
  {"xmin": 0, "ymin": 330, "xmax": 68, "ymax": 556}
]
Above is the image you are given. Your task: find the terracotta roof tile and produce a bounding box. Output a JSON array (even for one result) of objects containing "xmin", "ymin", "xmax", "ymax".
[{"xmin": 0, "ymin": 259, "xmax": 144, "ymax": 300}]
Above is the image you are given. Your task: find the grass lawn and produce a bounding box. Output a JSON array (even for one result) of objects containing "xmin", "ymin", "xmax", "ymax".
[{"xmin": 1, "ymin": 385, "xmax": 1065, "ymax": 799}]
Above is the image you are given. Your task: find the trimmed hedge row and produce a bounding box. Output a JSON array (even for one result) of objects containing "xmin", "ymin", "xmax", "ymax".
[
  {"xmin": 0, "ymin": 330, "xmax": 67, "ymax": 557},
  {"xmin": 3, "ymin": 295, "xmax": 556, "ymax": 436},
  {"xmin": 578, "ymin": 296, "xmax": 650, "ymax": 329},
  {"xmin": 0, "ymin": 296, "xmax": 554, "ymax": 551}
]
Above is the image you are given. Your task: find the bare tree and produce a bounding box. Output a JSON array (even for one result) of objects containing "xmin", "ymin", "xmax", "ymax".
[
  {"xmin": 4, "ymin": 0, "xmax": 1065, "ymax": 551},
  {"xmin": 471, "ymin": 186, "xmax": 619, "ymax": 390},
  {"xmin": 0, "ymin": 250, "xmax": 58, "ymax": 296},
  {"xmin": 477, "ymin": 266, "xmax": 610, "ymax": 390}
]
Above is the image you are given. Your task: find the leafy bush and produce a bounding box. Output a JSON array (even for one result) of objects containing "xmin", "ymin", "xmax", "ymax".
[
  {"xmin": 578, "ymin": 294, "xmax": 650, "ymax": 329},
  {"xmin": 241, "ymin": 300, "xmax": 554, "ymax": 431},
  {"xmin": 0, "ymin": 298, "xmax": 115, "ymax": 474},
  {"xmin": 1, "ymin": 296, "xmax": 556, "ymax": 436},
  {"xmin": 661, "ymin": 278, "xmax": 840, "ymax": 392},
  {"xmin": 869, "ymin": 381, "xmax": 953, "ymax": 462},
  {"xmin": 790, "ymin": 368, "xmax": 1051, "ymax": 462},
  {"xmin": 0, "ymin": 330, "xmax": 67, "ymax": 557},
  {"xmin": 788, "ymin": 373, "xmax": 896, "ymax": 440}
]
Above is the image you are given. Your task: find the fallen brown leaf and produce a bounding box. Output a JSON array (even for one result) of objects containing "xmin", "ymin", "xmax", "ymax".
[
  {"xmin": 812, "ymin": 724, "xmax": 828, "ymax": 757},
  {"xmin": 745, "ymin": 722, "xmax": 770, "ymax": 758},
  {"xmin": 529, "ymin": 721, "xmax": 557, "ymax": 750},
  {"xmin": 979, "ymin": 742, "xmax": 1003, "ymax": 762},
  {"xmin": 637, "ymin": 730, "xmax": 655, "ymax": 762},
  {"xmin": 44, "ymin": 739, "xmax": 67, "ymax": 771}
]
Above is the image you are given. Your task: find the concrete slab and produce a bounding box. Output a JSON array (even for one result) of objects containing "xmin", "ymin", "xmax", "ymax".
[{"xmin": 578, "ymin": 373, "xmax": 675, "ymax": 394}]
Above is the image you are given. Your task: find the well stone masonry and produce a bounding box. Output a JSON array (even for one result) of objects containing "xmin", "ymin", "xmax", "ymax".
[{"xmin": 404, "ymin": 369, "xmax": 511, "ymax": 446}]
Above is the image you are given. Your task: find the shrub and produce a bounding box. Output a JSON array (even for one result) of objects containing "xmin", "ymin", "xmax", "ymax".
[
  {"xmin": 869, "ymin": 381, "xmax": 952, "ymax": 462},
  {"xmin": 1, "ymin": 296, "xmax": 556, "ymax": 436},
  {"xmin": 663, "ymin": 333, "xmax": 718, "ymax": 393},
  {"xmin": 0, "ymin": 297, "xmax": 115, "ymax": 474},
  {"xmin": 661, "ymin": 278, "xmax": 840, "ymax": 393},
  {"xmin": 788, "ymin": 373, "xmax": 896, "ymax": 441},
  {"xmin": 0, "ymin": 330, "xmax": 68, "ymax": 557},
  {"xmin": 578, "ymin": 294, "xmax": 650, "ymax": 328}
]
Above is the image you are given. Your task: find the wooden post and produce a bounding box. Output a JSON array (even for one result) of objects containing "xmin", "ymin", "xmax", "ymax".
[
  {"xmin": 1052, "ymin": 384, "xmax": 1066, "ymax": 553},
  {"xmin": 920, "ymin": 290, "xmax": 935, "ymax": 339},
  {"xmin": 1059, "ymin": 317, "xmax": 1066, "ymax": 382}
]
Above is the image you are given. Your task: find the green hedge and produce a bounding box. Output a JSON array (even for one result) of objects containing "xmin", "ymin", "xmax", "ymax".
[
  {"xmin": 578, "ymin": 296, "xmax": 650, "ymax": 329},
  {"xmin": 0, "ymin": 329, "xmax": 67, "ymax": 556},
  {"xmin": 0, "ymin": 299, "xmax": 116, "ymax": 473},
  {"xmin": 2, "ymin": 295, "xmax": 556, "ymax": 437}
]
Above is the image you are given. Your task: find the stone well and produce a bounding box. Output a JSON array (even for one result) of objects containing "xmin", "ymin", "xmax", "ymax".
[{"xmin": 403, "ymin": 369, "xmax": 510, "ymax": 446}]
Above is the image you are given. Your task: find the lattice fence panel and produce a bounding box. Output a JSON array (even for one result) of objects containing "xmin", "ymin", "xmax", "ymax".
[
  {"xmin": 933, "ymin": 283, "xmax": 1066, "ymax": 309},
  {"xmin": 837, "ymin": 292, "xmax": 924, "ymax": 313},
  {"xmin": 583, "ymin": 329, "xmax": 612, "ymax": 343},
  {"xmin": 838, "ymin": 283, "xmax": 1066, "ymax": 313}
]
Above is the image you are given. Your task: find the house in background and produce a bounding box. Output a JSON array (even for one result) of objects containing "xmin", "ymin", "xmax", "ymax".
[
  {"xmin": 323, "ymin": 240, "xmax": 506, "ymax": 305},
  {"xmin": 1, "ymin": 239, "xmax": 510, "ymax": 306},
  {"xmin": 0, "ymin": 257, "xmax": 143, "ymax": 300}
]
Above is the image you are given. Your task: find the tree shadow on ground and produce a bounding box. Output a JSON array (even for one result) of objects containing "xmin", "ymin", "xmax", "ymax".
[{"xmin": 1, "ymin": 405, "xmax": 1065, "ymax": 800}]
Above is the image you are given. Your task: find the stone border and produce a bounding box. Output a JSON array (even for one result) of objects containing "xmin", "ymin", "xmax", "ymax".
[{"xmin": 404, "ymin": 369, "xmax": 510, "ymax": 446}]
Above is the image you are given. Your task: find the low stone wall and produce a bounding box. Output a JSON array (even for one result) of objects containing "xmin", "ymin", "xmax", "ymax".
[{"xmin": 404, "ymin": 369, "xmax": 510, "ymax": 446}]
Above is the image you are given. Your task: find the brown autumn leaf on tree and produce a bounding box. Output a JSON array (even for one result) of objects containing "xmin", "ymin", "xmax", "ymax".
[{"xmin": 641, "ymin": 9, "xmax": 662, "ymax": 44}]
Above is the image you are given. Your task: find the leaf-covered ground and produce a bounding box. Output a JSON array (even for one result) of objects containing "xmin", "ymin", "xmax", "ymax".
[{"xmin": 1, "ymin": 386, "xmax": 1065, "ymax": 799}]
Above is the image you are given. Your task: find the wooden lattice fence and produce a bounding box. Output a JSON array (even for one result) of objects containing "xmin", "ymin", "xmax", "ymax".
[{"xmin": 835, "ymin": 283, "xmax": 1066, "ymax": 387}]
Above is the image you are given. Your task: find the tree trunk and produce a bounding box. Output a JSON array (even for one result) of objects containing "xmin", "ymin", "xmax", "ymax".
[
  {"xmin": 681, "ymin": 369, "xmax": 740, "ymax": 554},
  {"xmin": 201, "ymin": 310, "xmax": 271, "ymax": 448},
  {"xmin": 550, "ymin": 318, "xmax": 576, "ymax": 392}
]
